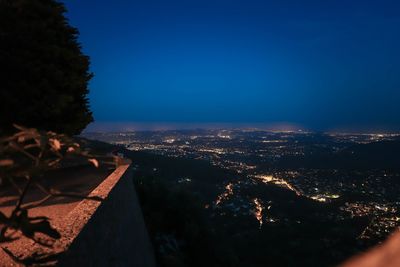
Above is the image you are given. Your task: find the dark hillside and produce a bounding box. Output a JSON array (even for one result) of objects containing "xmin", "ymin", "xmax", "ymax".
[{"xmin": 277, "ymin": 140, "xmax": 400, "ymax": 171}]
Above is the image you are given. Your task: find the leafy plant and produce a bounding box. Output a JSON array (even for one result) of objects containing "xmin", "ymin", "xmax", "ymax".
[{"xmin": 0, "ymin": 125, "xmax": 102, "ymax": 262}]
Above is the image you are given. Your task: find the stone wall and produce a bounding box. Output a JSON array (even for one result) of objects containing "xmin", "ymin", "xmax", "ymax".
[{"xmin": 56, "ymin": 164, "xmax": 156, "ymax": 266}]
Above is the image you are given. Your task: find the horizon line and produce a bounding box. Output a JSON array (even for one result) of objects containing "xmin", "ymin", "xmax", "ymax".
[{"xmin": 83, "ymin": 121, "xmax": 400, "ymax": 134}]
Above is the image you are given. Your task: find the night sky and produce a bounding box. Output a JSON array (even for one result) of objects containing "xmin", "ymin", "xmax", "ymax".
[{"xmin": 64, "ymin": 0, "xmax": 400, "ymax": 131}]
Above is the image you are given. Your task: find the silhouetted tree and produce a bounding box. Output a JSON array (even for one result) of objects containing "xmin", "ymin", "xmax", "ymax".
[{"xmin": 0, "ymin": 0, "xmax": 93, "ymax": 135}]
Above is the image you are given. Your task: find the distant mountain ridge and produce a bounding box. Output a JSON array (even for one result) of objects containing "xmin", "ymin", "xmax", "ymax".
[{"xmin": 278, "ymin": 139, "xmax": 400, "ymax": 170}]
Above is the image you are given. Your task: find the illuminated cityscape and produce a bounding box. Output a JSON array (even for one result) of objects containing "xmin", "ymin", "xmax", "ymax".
[{"xmin": 83, "ymin": 130, "xmax": 400, "ymax": 242}]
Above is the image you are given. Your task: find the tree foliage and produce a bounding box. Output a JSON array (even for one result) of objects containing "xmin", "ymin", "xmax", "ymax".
[{"xmin": 0, "ymin": 0, "xmax": 93, "ymax": 135}]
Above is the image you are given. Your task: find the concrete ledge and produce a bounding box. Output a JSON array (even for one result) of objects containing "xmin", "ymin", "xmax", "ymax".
[
  {"xmin": 340, "ymin": 230, "xmax": 400, "ymax": 267},
  {"xmin": 57, "ymin": 162, "xmax": 156, "ymax": 266},
  {"xmin": 1, "ymin": 162, "xmax": 156, "ymax": 266}
]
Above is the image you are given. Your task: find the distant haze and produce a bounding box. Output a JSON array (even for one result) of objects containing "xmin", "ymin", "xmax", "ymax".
[
  {"xmin": 84, "ymin": 121, "xmax": 306, "ymax": 132},
  {"xmin": 83, "ymin": 121, "xmax": 400, "ymax": 134}
]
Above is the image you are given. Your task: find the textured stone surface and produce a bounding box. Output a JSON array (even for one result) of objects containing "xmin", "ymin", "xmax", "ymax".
[
  {"xmin": 340, "ymin": 230, "xmax": 400, "ymax": 267},
  {"xmin": 0, "ymin": 162, "xmax": 156, "ymax": 267},
  {"xmin": 57, "ymin": 164, "xmax": 156, "ymax": 267}
]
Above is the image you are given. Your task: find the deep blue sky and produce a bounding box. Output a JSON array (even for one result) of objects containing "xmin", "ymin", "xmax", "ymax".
[{"xmin": 64, "ymin": 0, "xmax": 400, "ymax": 131}]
